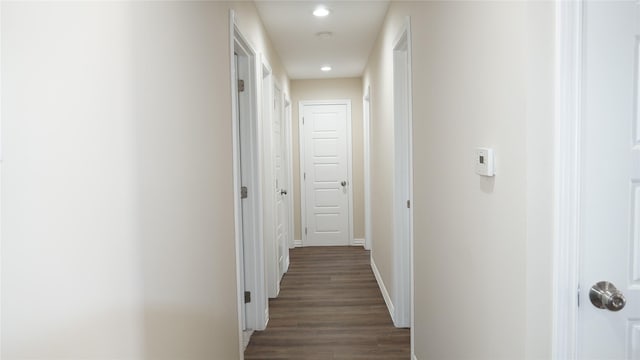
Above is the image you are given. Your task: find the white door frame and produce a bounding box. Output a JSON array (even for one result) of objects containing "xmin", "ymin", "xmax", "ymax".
[
  {"xmin": 363, "ymin": 86, "xmax": 372, "ymax": 251},
  {"xmin": 552, "ymin": 1, "xmax": 583, "ymax": 359},
  {"xmin": 298, "ymin": 99, "xmax": 354, "ymax": 247},
  {"xmin": 230, "ymin": 9, "xmax": 267, "ymax": 350},
  {"xmin": 392, "ymin": 17, "xmax": 413, "ymax": 331}
]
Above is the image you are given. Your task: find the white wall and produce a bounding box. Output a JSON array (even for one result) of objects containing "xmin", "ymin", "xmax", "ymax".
[
  {"xmin": 290, "ymin": 78, "xmax": 364, "ymax": 242},
  {"xmin": 524, "ymin": 3, "xmax": 555, "ymax": 358},
  {"xmin": 1, "ymin": 2, "xmax": 288, "ymax": 359},
  {"xmin": 363, "ymin": 2, "xmax": 555, "ymax": 359}
]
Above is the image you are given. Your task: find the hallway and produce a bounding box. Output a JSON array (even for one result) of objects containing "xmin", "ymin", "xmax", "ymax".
[
  {"xmin": 244, "ymin": 247, "xmax": 410, "ymax": 359},
  {"xmin": 1, "ymin": 2, "xmax": 562, "ymax": 359}
]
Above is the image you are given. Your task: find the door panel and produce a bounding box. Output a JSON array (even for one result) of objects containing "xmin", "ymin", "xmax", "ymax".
[
  {"xmin": 579, "ymin": 1, "xmax": 640, "ymax": 358},
  {"xmin": 274, "ymin": 86, "xmax": 288, "ymax": 281},
  {"xmin": 302, "ymin": 103, "xmax": 350, "ymax": 246}
]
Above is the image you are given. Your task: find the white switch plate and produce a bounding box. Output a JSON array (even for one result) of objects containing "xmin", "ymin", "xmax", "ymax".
[{"xmin": 475, "ymin": 148, "xmax": 495, "ymax": 176}]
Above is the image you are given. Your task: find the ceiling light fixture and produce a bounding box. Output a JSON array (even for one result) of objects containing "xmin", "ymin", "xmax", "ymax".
[
  {"xmin": 321, "ymin": 65, "xmax": 332, "ymax": 72},
  {"xmin": 313, "ymin": 7, "xmax": 330, "ymax": 17}
]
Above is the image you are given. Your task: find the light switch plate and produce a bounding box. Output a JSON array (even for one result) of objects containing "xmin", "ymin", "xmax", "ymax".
[{"xmin": 475, "ymin": 148, "xmax": 495, "ymax": 177}]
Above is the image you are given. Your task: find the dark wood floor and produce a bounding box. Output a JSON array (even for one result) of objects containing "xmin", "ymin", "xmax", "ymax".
[{"xmin": 244, "ymin": 246, "xmax": 410, "ymax": 359}]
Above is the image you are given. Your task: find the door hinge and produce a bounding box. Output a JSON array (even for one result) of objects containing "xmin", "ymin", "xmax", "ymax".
[
  {"xmin": 303, "ymin": 172, "xmax": 306, "ymax": 180},
  {"xmin": 407, "ymin": 200, "xmax": 411, "ymax": 208},
  {"xmin": 305, "ymin": 227, "xmax": 308, "ymax": 235},
  {"xmin": 302, "ymin": 117, "xmax": 304, "ymax": 125},
  {"xmin": 241, "ymin": 186, "xmax": 248, "ymax": 199},
  {"xmin": 244, "ymin": 291, "xmax": 251, "ymax": 304},
  {"xmin": 238, "ymin": 79, "xmax": 245, "ymax": 92}
]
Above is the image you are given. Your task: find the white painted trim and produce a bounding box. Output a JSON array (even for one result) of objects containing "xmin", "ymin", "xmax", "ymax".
[
  {"xmin": 363, "ymin": 86, "xmax": 372, "ymax": 251},
  {"xmin": 229, "ymin": 10, "xmax": 245, "ymax": 359},
  {"xmin": 345, "ymin": 99, "xmax": 355, "ymax": 248},
  {"xmin": 298, "ymin": 99, "xmax": 354, "ymax": 247},
  {"xmin": 297, "ymin": 102, "xmax": 307, "ymax": 245},
  {"xmin": 294, "ymin": 239, "xmax": 302, "ymax": 247},
  {"xmin": 284, "ymin": 96, "xmax": 295, "ymax": 250},
  {"xmin": 392, "ymin": 17, "xmax": 413, "ymax": 330},
  {"xmin": 353, "ymin": 238, "xmax": 365, "ymax": 247},
  {"xmin": 412, "ymin": 355, "xmax": 418, "ymax": 360},
  {"xmin": 231, "ymin": 11, "xmax": 267, "ymax": 343},
  {"xmin": 284, "ymin": 251, "xmax": 290, "ymax": 273},
  {"xmin": 553, "ymin": 2, "xmax": 582, "ymax": 360},
  {"xmin": 371, "ymin": 255, "xmax": 395, "ymax": 323},
  {"xmin": 0, "ymin": 3, "xmax": 4, "ymax": 356},
  {"xmin": 242, "ymin": 330, "xmax": 254, "ymax": 350}
]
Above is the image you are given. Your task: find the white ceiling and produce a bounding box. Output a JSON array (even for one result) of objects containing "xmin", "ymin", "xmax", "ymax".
[{"xmin": 255, "ymin": 1, "xmax": 390, "ymax": 80}]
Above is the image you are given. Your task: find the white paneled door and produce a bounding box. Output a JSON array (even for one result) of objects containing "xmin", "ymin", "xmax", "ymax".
[
  {"xmin": 274, "ymin": 86, "xmax": 289, "ymax": 281},
  {"xmin": 301, "ymin": 102, "xmax": 351, "ymax": 246},
  {"xmin": 578, "ymin": 1, "xmax": 640, "ymax": 358}
]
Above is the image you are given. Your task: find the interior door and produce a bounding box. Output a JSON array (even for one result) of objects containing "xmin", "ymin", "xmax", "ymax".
[
  {"xmin": 234, "ymin": 52, "xmax": 250, "ymax": 331},
  {"xmin": 301, "ymin": 102, "xmax": 350, "ymax": 246},
  {"xmin": 273, "ymin": 86, "xmax": 288, "ymax": 280},
  {"xmin": 578, "ymin": 1, "xmax": 640, "ymax": 358},
  {"xmin": 233, "ymin": 52, "xmax": 247, "ymax": 331}
]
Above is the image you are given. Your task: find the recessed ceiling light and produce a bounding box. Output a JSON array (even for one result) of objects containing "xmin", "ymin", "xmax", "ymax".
[
  {"xmin": 321, "ymin": 65, "xmax": 332, "ymax": 72},
  {"xmin": 313, "ymin": 7, "xmax": 330, "ymax": 17}
]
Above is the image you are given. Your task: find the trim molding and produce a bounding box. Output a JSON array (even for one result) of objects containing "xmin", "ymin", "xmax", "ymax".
[
  {"xmin": 371, "ymin": 255, "xmax": 395, "ymax": 323},
  {"xmin": 392, "ymin": 16, "xmax": 413, "ymax": 329},
  {"xmin": 353, "ymin": 238, "xmax": 365, "ymax": 247},
  {"xmin": 363, "ymin": 86, "xmax": 372, "ymax": 251},
  {"xmin": 294, "ymin": 239, "xmax": 302, "ymax": 247},
  {"xmin": 242, "ymin": 330, "xmax": 254, "ymax": 350},
  {"xmin": 553, "ymin": 1, "xmax": 582, "ymax": 359}
]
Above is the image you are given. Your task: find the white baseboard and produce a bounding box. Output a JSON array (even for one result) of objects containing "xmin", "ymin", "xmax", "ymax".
[
  {"xmin": 264, "ymin": 308, "xmax": 269, "ymax": 329},
  {"xmin": 370, "ymin": 254, "xmax": 395, "ymax": 323},
  {"xmin": 242, "ymin": 330, "xmax": 254, "ymax": 350},
  {"xmin": 284, "ymin": 254, "xmax": 290, "ymax": 272},
  {"xmin": 353, "ymin": 238, "xmax": 365, "ymax": 246},
  {"xmin": 294, "ymin": 239, "xmax": 302, "ymax": 247}
]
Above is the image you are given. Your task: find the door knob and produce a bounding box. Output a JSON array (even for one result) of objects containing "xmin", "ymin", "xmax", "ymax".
[
  {"xmin": 589, "ymin": 281, "xmax": 626, "ymax": 312},
  {"xmin": 280, "ymin": 189, "xmax": 287, "ymax": 196},
  {"xmin": 341, "ymin": 181, "xmax": 347, "ymax": 187}
]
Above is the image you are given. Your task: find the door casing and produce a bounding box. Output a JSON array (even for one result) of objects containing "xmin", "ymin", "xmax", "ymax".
[
  {"xmin": 285, "ymin": 96, "xmax": 295, "ymax": 252},
  {"xmin": 230, "ymin": 9, "xmax": 267, "ymax": 351},
  {"xmin": 364, "ymin": 86, "xmax": 372, "ymax": 251},
  {"xmin": 392, "ymin": 17, "xmax": 414, "ymax": 334},
  {"xmin": 553, "ymin": 2, "xmax": 583, "ymax": 359}
]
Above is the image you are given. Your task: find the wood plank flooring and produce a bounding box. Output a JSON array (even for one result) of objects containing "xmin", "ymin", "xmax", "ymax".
[{"xmin": 244, "ymin": 246, "xmax": 410, "ymax": 359}]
